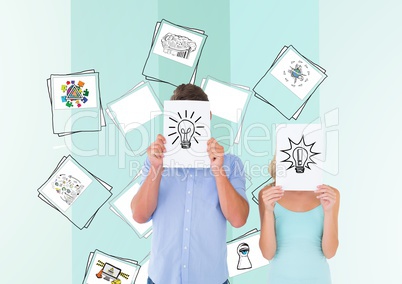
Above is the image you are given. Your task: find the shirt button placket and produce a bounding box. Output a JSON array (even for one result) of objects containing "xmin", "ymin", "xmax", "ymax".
[{"xmin": 181, "ymin": 171, "xmax": 194, "ymax": 284}]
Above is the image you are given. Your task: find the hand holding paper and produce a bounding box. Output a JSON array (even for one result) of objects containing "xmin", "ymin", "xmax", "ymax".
[{"xmin": 147, "ymin": 134, "xmax": 166, "ymax": 168}]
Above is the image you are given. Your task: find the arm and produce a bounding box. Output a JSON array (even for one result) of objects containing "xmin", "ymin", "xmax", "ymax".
[
  {"xmin": 258, "ymin": 184, "xmax": 284, "ymax": 260},
  {"xmin": 316, "ymin": 185, "xmax": 340, "ymax": 259},
  {"xmin": 207, "ymin": 138, "xmax": 249, "ymax": 228},
  {"xmin": 214, "ymin": 168, "xmax": 249, "ymax": 228},
  {"xmin": 131, "ymin": 135, "xmax": 166, "ymax": 224}
]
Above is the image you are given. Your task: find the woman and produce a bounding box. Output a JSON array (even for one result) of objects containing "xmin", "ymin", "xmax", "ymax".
[{"xmin": 259, "ymin": 157, "xmax": 340, "ymax": 284}]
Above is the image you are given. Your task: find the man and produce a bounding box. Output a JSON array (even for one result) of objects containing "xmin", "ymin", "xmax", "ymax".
[{"xmin": 131, "ymin": 84, "xmax": 249, "ymax": 284}]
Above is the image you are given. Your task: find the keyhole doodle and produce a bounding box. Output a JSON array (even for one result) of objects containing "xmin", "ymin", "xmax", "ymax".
[
  {"xmin": 168, "ymin": 110, "xmax": 205, "ymax": 149},
  {"xmin": 237, "ymin": 243, "xmax": 252, "ymax": 270}
]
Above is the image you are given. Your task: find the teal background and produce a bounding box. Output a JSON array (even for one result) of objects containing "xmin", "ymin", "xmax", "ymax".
[{"xmin": 1, "ymin": 0, "xmax": 402, "ymax": 283}]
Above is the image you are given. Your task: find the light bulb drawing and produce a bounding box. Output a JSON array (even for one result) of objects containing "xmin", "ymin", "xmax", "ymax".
[
  {"xmin": 177, "ymin": 119, "xmax": 194, "ymax": 149},
  {"xmin": 237, "ymin": 243, "xmax": 252, "ymax": 270},
  {"xmin": 168, "ymin": 110, "xmax": 204, "ymax": 149},
  {"xmin": 280, "ymin": 135, "xmax": 320, "ymax": 174},
  {"xmin": 293, "ymin": 147, "xmax": 309, "ymax": 173}
]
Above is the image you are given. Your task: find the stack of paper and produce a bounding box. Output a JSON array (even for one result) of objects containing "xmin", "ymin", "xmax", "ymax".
[
  {"xmin": 37, "ymin": 155, "xmax": 112, "ymax": 230},
  {"xmin": 47, "ymin": 69, "xmax": 106, "ymax": 136},
  {"xmin": 143, "ymin": 19, "xmax": 208, "ymax": 86},
  {"xmin": 254, "ymin": 46, "xmax": 327, "ymax": 120},
  {"xmin": 200, "ymin": 76, "xmax": 253, "ymax": 145},
  {"xmin": 109, "ymin": 181, "xmax": 152, "ymax": 239},
  {"xmin": 83, "ymin": 249, "xmax": 140, "ymax": 284},
  {"xmin": 227, "ymin": 228, "xmax": 269, "ymax": 277},
  {"xmin": 132, "ymin": 253, "xmax": 150, "ymax": 284},
  {"xmin": 106, "ymin": 81, "xmax": 163, "ymax": 155},
  {"xmin": 250, "ymin": 178, "xmax": 273, "ymax": 205}
]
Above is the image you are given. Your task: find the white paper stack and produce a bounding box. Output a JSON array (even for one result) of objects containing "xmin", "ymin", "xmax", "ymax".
[
  {"xmin": 143, "ymin": 19, "xmax": 208, "ymax": 86},
  {"xmin": 47, "ymin": 69, "xmax": 106, "ymax": 136},
  {"xmin": 109, "ymin": 181, "xmax": 152, "ymax": 239},
  {"xmin": 37, "ymin": 155, "xmax": 112, "ymax": 230},
  {"xmin": 254, "ymin": 45, "xmax": 327, "ymax": 120},
  {"xmin": 83, "ymin": 249, "xmax": 140, "ymax": 284},
  {"xmin": 106, "ymin": 81, "xmax": 163, "ymax": 155},
  {"xmin": 200, "ymin": 76, "xmax": 253, "ymax": 145}
]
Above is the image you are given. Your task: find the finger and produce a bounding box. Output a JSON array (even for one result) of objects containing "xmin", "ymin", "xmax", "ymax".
[
  {"xmin": 316, "ymin": 193, "xmax": 336, "ymax": 201},
  {"xmin": 262, "ymin": 190, "xmax": 284, "ymax": 199},
  {"xmin": 263, "ymin": 192, "xmax": 284, "ymax": 201},
  {"xmin": 269, "ymin": 186, "xmax": 283, "ymax": 192},
  {"xmin": 156, "ymin": 134, "xmax": 166, "ymax": 144}
]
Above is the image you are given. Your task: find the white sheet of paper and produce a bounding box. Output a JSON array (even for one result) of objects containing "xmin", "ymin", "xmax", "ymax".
[
  {"xmin": 203, "ymin": 78, "xmax": 250, "ymax": 123},
  {"xmin": 111, "ymin": 183, "xmax": 152, "ymax": 237},
  {"xmin": 227, "ymin": 230, "xmax": 269, "ymax": 277},
  {"xmin": 135, "ymin": 260, "xmax": 150, "ymax": 284},
  {"xmin": 276, "ymin": 124, "xmax": 323, "ymax": 191},
  {"xmin": 108, "ymin": 83, "xmax": 162, "ymax": 134},
  {"xmin": 163, "ymin": 101, "xmax": 210, "ymax": 168},
  {"xmin": 270, "ymin": 49, "xmax": 324, "ymax": 100}
]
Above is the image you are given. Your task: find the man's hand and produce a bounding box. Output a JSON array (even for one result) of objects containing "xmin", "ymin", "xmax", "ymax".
[
  {"xmin": 207, "ymin": 138, "xmax": 224, "ymax": 175},
  {"xmin": 147, "ymin": 134, "xmax": 166, "ymax": 169}
]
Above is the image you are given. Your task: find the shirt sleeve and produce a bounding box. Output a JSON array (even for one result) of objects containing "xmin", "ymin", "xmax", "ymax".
[{"xmin": 228, "ymin": 155, "xmax": 248, "ymax": 203}]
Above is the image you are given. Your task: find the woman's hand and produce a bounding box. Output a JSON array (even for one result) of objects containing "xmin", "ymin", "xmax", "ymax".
[
  {"xmin": 260, "ymin": 185, "xmax": 284, "ymax": 212},
  {"xmin": 315, "ymin": 184, "xmax": 338, "ymax": 212}
]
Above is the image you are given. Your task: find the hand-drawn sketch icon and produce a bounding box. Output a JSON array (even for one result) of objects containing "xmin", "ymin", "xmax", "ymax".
[
  {"xmin": 227, "ymin": 228, "xmax": 269, "ymax": 277},
  {"xmin": 96, "ymin": 262, "xmax": 122, "ymax": 281},
  {"xmin": 168, "ymin": 110, "xmax": 204, "ymax": 149},
  {"xmin": 164, "ymin": 101, "xmax": 211, "ymax": 168},
  {"xmin": 288, "ymin": 64, "xmax": 307, "ymax": 85},
  {"xmin": 83, "ymin": 249, "xmax": 140, "ymax": 284},
  {"xmin": 51, "ymin": 174, "xmax": 83, "ymax": 205},
  {"xmin": 61, "ymin": 79, "xmax": 89, "ymax": 108},
  {"xmin": 253, "ymin": 45, "xmax": 327, "ymax": 120},
  {"xmin": 161, "ymin": 33, "xmax": 197, "ymax": 59},
  {"xmin": 237, "ymin": 243, "xmax": 252, "ymax": 270},
  {"xmin": 143, "ymin": 19, "xmax": 207, "ymax": 86},
  {"xmin": 280, "ymin": 136, "xmax": 320, "ymax": 174}
]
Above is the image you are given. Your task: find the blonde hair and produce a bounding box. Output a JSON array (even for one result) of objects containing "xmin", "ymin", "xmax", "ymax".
[{"xmin": 268, "ymin": 154, "xmax": 276, "ymax": 180}]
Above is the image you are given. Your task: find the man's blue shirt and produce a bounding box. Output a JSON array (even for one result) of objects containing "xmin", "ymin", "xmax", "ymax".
[{"xmin": 140, "ymin": 154, "xmax": 247, "ymax": 284}]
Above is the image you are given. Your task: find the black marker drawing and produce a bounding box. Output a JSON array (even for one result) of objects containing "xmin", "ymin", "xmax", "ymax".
[
  {"xmin": 168, "ymin": 110, "xmax": 204, "ymax": 149},
  {"xmin": 237, "ymin": 243, "xmax": 252, "ymax": 270},
  {"xmin": 161, "ymin": 33, "xmax": 197, "ymax": 59},
  {"xmin": 288, "ymin": 63, "xmax": 307, "ymax": 84},
  {"xmin": 52, "ymin": 174, "xmax": 83, "ymax": 205},
  {"xmin": 280, "ymin": 136, "xmax": 320, "ymax": 174}
]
